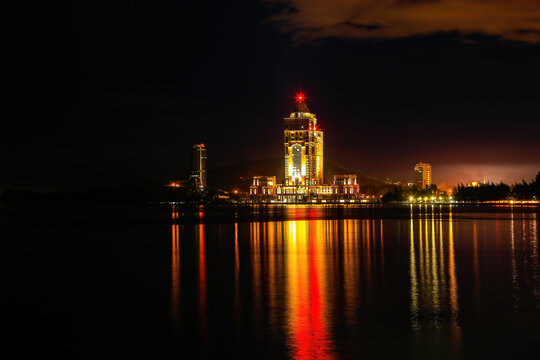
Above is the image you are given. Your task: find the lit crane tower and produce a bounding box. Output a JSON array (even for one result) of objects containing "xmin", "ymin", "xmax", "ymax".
[{"xmin": 283, "ymin": 93, "xmax": 324, "ymax": 186}]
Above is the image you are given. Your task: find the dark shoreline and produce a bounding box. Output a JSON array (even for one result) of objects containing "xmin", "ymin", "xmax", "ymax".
[{"xmin": 1, "ymin": 203, "xmax": 538, "ymax": 227}]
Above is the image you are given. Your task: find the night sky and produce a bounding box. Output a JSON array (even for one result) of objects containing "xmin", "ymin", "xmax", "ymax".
[{"xmin": 5, "ymin": 0, "xmax": 540, "ymax": 191}]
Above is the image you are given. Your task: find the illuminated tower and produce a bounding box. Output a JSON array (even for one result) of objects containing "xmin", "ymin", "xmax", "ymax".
[
  {"xmin": 191, "ymin": 144, "xmax": 207, "ymax": 191},
  {"xmin": 414, "ymin": 162, "xmax": 431, "ymax": 188},
  {"xmin": 284, "ymin": 93, "xmax": 324, "ymax": 186}
]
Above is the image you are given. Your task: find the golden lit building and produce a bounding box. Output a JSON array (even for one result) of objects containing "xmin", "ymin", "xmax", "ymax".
[
  {"xmin": 250, "ymin": 176, "xmax": 277, "ymax": 196},
  {"xmin": 168, "ymin": 144, "xmax": 206, "ymax": 192},
  {"xmin": 284, "ymin": 94, "xmax": 323, "ymax": 186},
  {"xmin": 191, "ymin": 143, "xmax": 207, "ymax": 191},
  {"xmin": 247, "ymin": 93, "xmax": 368, "ymax": 203},
  {"xmin": 333, "ymin": 174, "xmax": 360, "ymax": 197},
  {"xmin": 414, "ymin": 162, "xmax": 432, "ymax": 189}
]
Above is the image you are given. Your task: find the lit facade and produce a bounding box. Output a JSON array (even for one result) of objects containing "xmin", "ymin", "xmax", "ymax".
[
  {"xmin": 246, "ymin": 93, "xmax": 368, "ymax": 203},
  {"xmin": 414, "ymin": 162, "xmax": 431, "ymax": 189},
  {"xmin": 191, "ymin": 144, "xmax": 207, "ymax": 191},
  {"xmin": 250, "ymin": 176, "xmax": 277, "ymax": 196},
  {"xmin": 333, "ymin": 175, "xmax": 360, "ymax": 197},
  {"xmin": 284, "ymin": 95, "xmax": 323, "ymax": 186}
]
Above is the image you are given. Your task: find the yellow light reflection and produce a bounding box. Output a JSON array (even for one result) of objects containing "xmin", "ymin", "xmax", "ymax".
[
  {"xmin": 409, "ymin": 204, "xmax": 461, "ymax": 344},
  {"xmin": 448, "ymin": 207, "xmax": 461, "ymax": 348},
  {"xmin": 285, "ymin": 220, "xmax": 333, "ymax": 358},
  {"xmin": 343, "ymin": 219, "xmax": 359, "ymax": 321},
  {"xmin": 197, "ymin": 223, "xmax": 207, "ymax": 340},
  {"xmin": 171, "ymin": 206, "xmax": 180, "ymax": 329},
  {"xmin": 473, "ymin": 221, "xmax": 481, "ymax": 305},
  {"xmin": 251, "ymin": 222, "xmax": 261, "ymax": 313},
  {"xmin": 409, "ymin": 205, "xmax": 419, "ymax": 330},
  {"xmin": 234, "ymin": 221, "xmax": 241, "ymax": 326},
  {"xmin": 267, "ymin": 221, "xmax": 277, "ymax": 327}
]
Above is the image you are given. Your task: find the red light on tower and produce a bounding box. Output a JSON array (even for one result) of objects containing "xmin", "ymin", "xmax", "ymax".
[{"xmin": 295, "ymin": 92, "xmax": 306, "ymax": 103}]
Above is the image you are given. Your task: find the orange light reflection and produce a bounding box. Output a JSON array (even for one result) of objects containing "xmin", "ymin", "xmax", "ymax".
[
  {"xmin": 171, "ymin": 206, "xmax": 180, "ymax": 329},
  {"xmin": 285, "ymin": 220, "xmax": 334, "ymax": 359},
  {"xmin": 197, "ymin": 223, "xmax": 207, "ymax": 342}
]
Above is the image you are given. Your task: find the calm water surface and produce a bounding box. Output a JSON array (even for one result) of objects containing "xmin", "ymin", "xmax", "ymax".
[{"xmin": 3, "ymin": 205, "xmax": 539, "ymax": 358}]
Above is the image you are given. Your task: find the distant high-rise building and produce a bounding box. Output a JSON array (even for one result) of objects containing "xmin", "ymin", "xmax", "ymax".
[
  {"xmin": 191, "ymin": 144, "xmax": 207, "ymax": 191},
  {"xmin": 284, "ymin": 93, "xmax": 323, "ymax": 186},
  {"xmin": 414, "ymin": 162, "xmax": 432, "ymax": 188}
]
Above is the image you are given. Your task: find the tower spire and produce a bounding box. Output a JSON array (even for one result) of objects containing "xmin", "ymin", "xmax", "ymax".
[{"xmin": 294, "ymin": 92, "xmax": 309, "ymax": 112}]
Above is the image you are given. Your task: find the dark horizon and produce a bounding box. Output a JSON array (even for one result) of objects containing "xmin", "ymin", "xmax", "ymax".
[{"xmin": 5, "ymin": 1, "xmax": 540, "ymax": 192}]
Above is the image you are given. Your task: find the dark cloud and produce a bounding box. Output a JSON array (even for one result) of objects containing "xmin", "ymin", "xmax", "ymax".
[{"xmin": 267, "ymin": 0, "xmax": 540, "ymax": 43}]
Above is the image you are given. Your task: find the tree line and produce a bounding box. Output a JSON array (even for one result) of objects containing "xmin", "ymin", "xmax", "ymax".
[
  {"xmin": 454, "ymin": 171, "xmax": 539, "ymax": 202},
  {"xmin": 382, "ymin": 171, "xmax": 539, "ymax": 202},
  {"xmin": 381, "ymin": 184, "xmax": 444, "ymax": 202}
]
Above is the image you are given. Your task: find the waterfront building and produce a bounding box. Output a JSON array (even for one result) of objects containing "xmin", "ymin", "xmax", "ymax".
[
  {"xmin": 191, "ymin": 144, "xmax": 207, "ymax": 191},
  {"xmin": 250, "ymin": 176, "xmax": 277, "ymax": 196},
  {"xmin": 284, "ymin": 94, "xmax": 324, "ymax": 186},
  {"xmin": 309, "ymin": 185, "xmax": 338, "ymax": 197},
  {"xmin": 414, "ymin": 162, "xmax": 432, "ymax": 189},
  {"xmin": 277, "ymin": 184, "xmax": 310, "ymax": 202},
  {"xmin": 333, "ymin": 174, "xmax": 360, "ymax": 197},
  {"xmin": 246, "ymin": 93, "xmax": 372, "ymax": 203}
]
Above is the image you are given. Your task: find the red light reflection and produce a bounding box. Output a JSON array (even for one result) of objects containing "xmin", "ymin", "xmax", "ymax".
[
  {"xmin": 197, "ymin": 224, "xmax": 207, "ymax": 338},
  {"xmin": 286, "ymin": 221, "xmax": 334, "ymax": 359}
]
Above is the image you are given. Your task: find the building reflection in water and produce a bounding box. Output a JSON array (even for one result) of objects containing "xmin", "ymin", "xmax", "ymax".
[
  {"xmin": 533, "ymin": 213, "xmax": 539, "ymax": 307},
  {"xmin": 169, "ymin": 205, "xmax": 540, "ymax": 356},
  {"xmin": 261, "ymin": 217, "xmax": 385, "ymax": 358},
  {"xmin": 510, "ymin": 210, "xmax": 539, "ymax": 311},
  {"xmin": 250, "ymin": 222, "xmax": 262, "ymax": 319},
  {"xmin": 408, "ymin": 204, "xmax": 462, "ymax": 350},
  {"xmin": 171, "ymin": 206, "xmax": 180, "ymax": 330},
  {"xmin": 196, "ymin": 222, "xmax": 208, "ymax": 350},
  {"xmin": 170, "ymin": 208, "xmax": 387, "ymax": 357},
  {"xmin": 284, "ymin": 220, "xmax": 333, "ymax": 359},
  {"xmin": 234, "ymin": 221, "xmax": 240, "ymax": 306}
]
